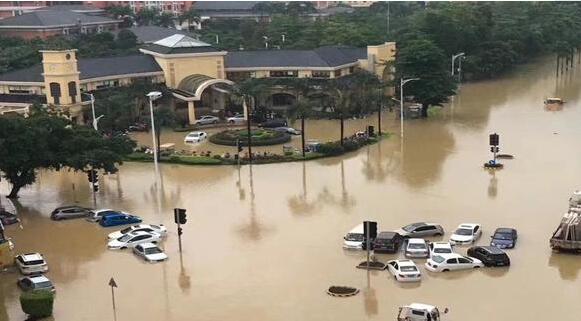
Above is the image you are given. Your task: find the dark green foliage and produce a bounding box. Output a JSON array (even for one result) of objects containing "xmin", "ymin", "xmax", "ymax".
[
  {"xmin": 116, "ymin": 29, "xmax": 138, "ymax": 49},
  {"xmin": 0, "ymin": 113, "xmax": 135, "ymax": 198},
  {"xmin": 20, "ymin": 290, "xmax": 54, "ymax": 318},
  {"xmin": 318, "ymin": 142, "xmax": 345, "ymax": 156},
  {"xmin": 209, "ymin": 129, "xmax": 291, "ymax": 146}
]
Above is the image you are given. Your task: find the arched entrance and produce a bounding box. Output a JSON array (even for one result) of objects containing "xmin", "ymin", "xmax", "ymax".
[{"xmin": 172, "ymin": 74, "xmax": 234, "ymax": 125}]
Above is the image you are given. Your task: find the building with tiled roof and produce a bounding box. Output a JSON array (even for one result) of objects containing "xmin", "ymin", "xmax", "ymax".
[{"xmin": 0, "ymin": 33, "xmax": 395, "ymax": 124}]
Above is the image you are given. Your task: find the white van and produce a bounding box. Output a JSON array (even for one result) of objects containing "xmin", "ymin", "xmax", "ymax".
[{"xmin": 343, "ymin": 224, "xmax": 365, "ymax": 249}]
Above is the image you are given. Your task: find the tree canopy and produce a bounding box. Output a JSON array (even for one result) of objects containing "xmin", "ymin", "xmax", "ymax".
[{"xmin": 0, "ymin": 113, "xmax": 135, "ymax": 198}]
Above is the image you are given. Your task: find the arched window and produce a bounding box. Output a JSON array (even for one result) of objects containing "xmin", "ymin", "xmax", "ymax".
[
  {"xmin": 68, "ymin": 81, "xmax": 77, "ymax": 104},
  {"xmin": 49, "ymin": 82, "xmax": 61, "ymax": 105}
]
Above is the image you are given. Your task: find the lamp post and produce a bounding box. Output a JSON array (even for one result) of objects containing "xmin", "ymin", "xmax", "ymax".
[
  {"xmin": 400, "ymin": 77, "xmax": 420, "ymax": 139},
  {"xmin": 83, "ymin": 92, "xmax": 102, "ymax": 130},
  {"xmin": 263, "ymin": 36, "xmax": 269, "ymax": 49},
  {"xmin": 451, "ymin": 52, "xmax": 465, "ymax": 76},
  {"xmin": 146, "ymin": 91, "xmax": 162, "ymax": 175}
]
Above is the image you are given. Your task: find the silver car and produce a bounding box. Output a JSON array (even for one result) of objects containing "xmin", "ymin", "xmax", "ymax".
[
  {"xmin": 396, "ymin": 222, "xmax": 445, "ymax": 238},
  {"xmin": 194, "ymin": 115, "xmax": 219, "ymax": 125},
  {"xmin": 50, "ymin": 205, "xmax": 92, "ymax": 220}
]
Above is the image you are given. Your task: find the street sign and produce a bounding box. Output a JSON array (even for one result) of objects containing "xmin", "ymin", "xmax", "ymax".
[{"xmin": 108, "ymin": 278, "xmax": 117, "ymax": 288}]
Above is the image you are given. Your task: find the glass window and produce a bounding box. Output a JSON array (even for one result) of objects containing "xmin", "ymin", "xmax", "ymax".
[
  {"xmin": 455, "ymin": 228, "xmax": 472, "ymax": 236},
  {"xmin": 334, "ymin": 69, "xmax": 342, "ymax": 77},
  {"xmin": 473, "ymin": 226, "xmax": 480, "ymax": 233},
  {"xmin": 458, "ymin": 257, "xmax": 471, "ymax": 264},
  {"xmin": 49, "ymin": 82, "xmax": 61, "ymax": 104},
  {"xmin": 446, "ymin": 258, "xmax": 458, "ymax": 264},
  {"xmin": 269, "ymin": 70, "xmax": 297, "ymax": 78},
  {"xmin": 312, "ymin": 71, "xmax": 330, "ymax": 78},
  {"xmin": 400, "ymin": 266, "xmax": 418, "ymax": 272}
]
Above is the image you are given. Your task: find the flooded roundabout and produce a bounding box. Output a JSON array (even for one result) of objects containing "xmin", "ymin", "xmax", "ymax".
[{"xmin": 2, "ymin": 57, "xmax": 581, "ymax": 321}]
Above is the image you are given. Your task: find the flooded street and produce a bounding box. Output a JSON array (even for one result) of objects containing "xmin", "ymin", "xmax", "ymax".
[{"xmin": 2, "ymin": 57, "xmax": 581, "ymax": 321}]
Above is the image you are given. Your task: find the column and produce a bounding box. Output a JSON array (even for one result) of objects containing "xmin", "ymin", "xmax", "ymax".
[{"xmin": 188, "ymin": 101, "xmax": 196, "ymax": 125}]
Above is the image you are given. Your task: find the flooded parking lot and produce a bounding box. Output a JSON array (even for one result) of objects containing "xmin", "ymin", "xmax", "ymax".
[{"xmin": 2, "ymin": 57, "xmax": 581, "ymax": 321}]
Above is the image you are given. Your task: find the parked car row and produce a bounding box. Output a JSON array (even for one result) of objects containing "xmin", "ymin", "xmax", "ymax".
[
  {"xmin": 14, "ymin": 253, "xmax": 55, "ymax": 293},
  {"xmin": 107, "ymin": 224, "xmax": 168, "ymax": 262}
]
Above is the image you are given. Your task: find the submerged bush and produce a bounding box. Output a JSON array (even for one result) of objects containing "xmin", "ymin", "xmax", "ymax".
[{"xmin": 20, "ymin": 290, "xmax": 55, "ymax": 319}]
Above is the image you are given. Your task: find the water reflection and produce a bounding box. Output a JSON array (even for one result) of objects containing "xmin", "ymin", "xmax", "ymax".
[
  {"xmin": 548, "ymin": 252, "xmax": 581, "ymax": 281},
  {"xmin": 363, "ymin": 271, "xmax": 378, "ymax": 317},
  {"xmin": 287, "ymin": 162, "xmax": 318, "ymax": 216},
  {"xmin": 487, "ymin": 169, "xmax": 498, "ymax": 199},
  {"xmin": 236, "ymin": 165, "xmax": 271, "ymax": 241}
]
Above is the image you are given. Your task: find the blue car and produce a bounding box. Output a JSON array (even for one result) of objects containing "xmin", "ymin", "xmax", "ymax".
[
  {"xmin": 99, "ymin": 213, "xmax": 142, "ymax": 227},
  {"xmin": 490, "ymin": 227, "xmax": 517, "ymax": 249}
]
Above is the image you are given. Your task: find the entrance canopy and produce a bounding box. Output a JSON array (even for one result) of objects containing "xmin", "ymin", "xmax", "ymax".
[{"xmin": 173, "ymin": 74, "xmax": 234, "ymax": 101}]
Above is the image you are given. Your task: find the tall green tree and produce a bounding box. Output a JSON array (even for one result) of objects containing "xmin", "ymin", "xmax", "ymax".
[
  {"xmin": 396, "ymin": 39, "xmax": 457, "ymax": 117},
  {"xmin": 0, "ymin": 113, "xmax": 134, "ymax": 198},
  {"xmin": 179, "ymin": 8, "xmax": 200, "ymax": 31},
  {"xmin": 155, "ymin": 12, "xmax": 175, "ymax": 28},
  {"xmin": 136, "ymin": 8, "xmax": 158, "ymax": 26}
]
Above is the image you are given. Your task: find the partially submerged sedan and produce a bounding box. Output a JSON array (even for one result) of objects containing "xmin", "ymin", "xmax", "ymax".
[
  {"xmin": 108, "ymin": 231, "xmax": 162, "ymax": 250},
  {"xmin": 133, "ymin": 243, "xmax": 168, "ymax": 262},
  {"xmin": 467, "ymin": 246, "xmax": 510, "ymax": 267},
  {"xmin": 108, "ymin": 224, "xmax": 167, "ymax": 240},
  {"xmin": 425, "ymin": 253, "xmax": 483, "ymax": 272},
  {"xmin": 405, "ymin": 238, "xmax": 429, "ymax": 258},
  {"xmin": 449, "ymin": 223, "xmax": 482, "ymax": 245},
  {"xmin": 387, "ymin": 259, "xmax": 421, "ymax": 282}
]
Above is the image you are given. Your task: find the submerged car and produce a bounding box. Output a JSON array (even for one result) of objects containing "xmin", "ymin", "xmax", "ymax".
[
  {"xmin": 87, "ymin": 209, "xmax": 128, "ymax": 222},
  {"xmin": 467, "ymin": 246, "xmax": 510, "ymax": 267},
  {"xmin": 396, "ymin": 222, "xmax": 444, "ymax": 238},
  {"xmin": 373, "ymin": 231, "xmax": 404, "ymax": 253},
  {"xmin": 273, "ymin": 127, "xmax": 301, "ymax": 135},
  {"xmin": 108, "ymin": 224, "xmax": 167, "ymax": 240},
  {"xmin": 387, "ymin": 259, "xmax": 421, "ymax": 282},
  {"xmin": 490, "ymin": 227, "xmax": 518, "ymax": 249},
  {"xmin": 343, "ymin": 223, "xmax": 372, "ymax": 250},
  {"xmin": 99, "ymin": 213, "xmax": 142, "ymax": 227},
  {"xmin": 194, "ymin": 115, "xmax": 219, "ymax": 125},
  {"xmin": 108, "ymin": 231, "xmax": 162, "ymax": 249},
  {"xmin": 51, "ymin": 205, "xmax": 92, "ymax": 220},
  {"xmin": 405, "ymin": 238, "xmax": 429, "ymax": 258},
  {"xmin": 133, "ymin": 243, "xmax": 168, "ymax": 262},
  {"xmin": 0, "ymin": 210, "xmax": 19, "ymax": 225},
  {"xmin": 429, "ymin": 242, "xmax": 454, "ymax": 257},
  {"xmin": 14, "ymin": 253, "xmax": 48, "ymax": 275},
  {"xmin": 184, "ymin": 131, "xmax": 207, "ymax": 143},
  {"xmin": 449, "ymin": 223, "xmax": 482, "ymax": 245},
  {"xmin": 17, "ymin": 275, "xmax": 55, "ymax": 293},
  {"xmin": 425, "ymin": 253, "xmax": 483, "ymax": 272},
  {"xmin": 227, "ymin": 114, "xmax": 246, "ymax": 124}
]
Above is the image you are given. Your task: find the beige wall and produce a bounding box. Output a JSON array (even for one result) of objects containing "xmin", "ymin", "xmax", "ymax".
[
  {"xmin": 41, "ymin": 50, "xmax": 81, "ymax": 106},
  {"xmin": 0, "ymin": 84, "xmax": 43, "ymax": 95},
  {"xmin": 366, "ymin": 42, "xmax": 396, "ymax": 79},
  {"xmin": 153, "ymin": 55, "xmax": 226, "ymax": 88}
]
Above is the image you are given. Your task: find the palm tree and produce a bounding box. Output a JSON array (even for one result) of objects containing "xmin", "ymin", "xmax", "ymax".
[{"xmin": 230, "ymin": 79, "xmax": 267, "ymax": 162}]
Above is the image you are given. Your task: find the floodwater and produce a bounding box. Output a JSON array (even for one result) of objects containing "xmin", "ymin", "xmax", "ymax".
[{"xmin": 2, "ymin": 56, "xmax": 581, "ymax": 321}]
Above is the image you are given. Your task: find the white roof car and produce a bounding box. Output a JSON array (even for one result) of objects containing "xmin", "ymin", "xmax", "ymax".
[
  {"xmin": 133, "ymin": 242, "xmax": 168, "ymax": 262},
  {"xmin": 387, "ymin": 259, "xmax": 421, "ymax": 282},
  {"xmin": 425, "ymin": 253, "xmax": 483, "ymax": 272},
  {"xmin": 398, "ymin": 303, "xmax": 446, "ymax": 321},
  {"xmin": 405, "ymin": 238, "xmax": 429, "ymax": 258},
  {"xmin": 108, "ymin": 224, "xmax": 167, "ymax": 240},
  {"xmin": 429, "ymin": 242, "xmax": 454, "ymax": 257},
  {"xmin": 17, "ymin": 275, "xmax": 55, "ymax": 293},
  {"xmin": 108, "ymin": 231, "xmax": 162, "ymax": 250},
  {"xmin": 343, "ymin": 223, "xmax": 365, "ymax": 250},
  {"xmin": 14, "ymin": 253, "xmax": 48, "ymax": 275},
  {"xmin": 227, "ymin": 114, "xmax": 246, "ymax": 123},
  {"xmin": 184, "ymin": 131, "xmax": 207, "ymax": 143},
  {"xmin": 86, "ymin": 209, "xmax": 126, "ymax": 222},
  {"xmin": 450, "ymin": 223, "xmax": 482, "ymax": 245}
]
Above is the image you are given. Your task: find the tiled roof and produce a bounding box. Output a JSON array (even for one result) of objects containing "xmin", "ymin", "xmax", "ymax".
[
  {"xmin": 193, "ymin": 1, "xmax": 259, "ymax": 11},
  {"xmin": 0, "ymin": 10, "xmax": 119, "ymax": 28},
  {"xmin": 119, "ymin": 26, "xmax": 196, "ymax": 44},
  {"xmin": 140, "ymin": 34, "xmax": 221, "ymax": 55},
  {"xmin": 225, "ymin": 46, "xmax": 367, "ymax": 68},
  {"xmin": 0, "ymin": 55, "xmax": 162, "ymax": 83}
]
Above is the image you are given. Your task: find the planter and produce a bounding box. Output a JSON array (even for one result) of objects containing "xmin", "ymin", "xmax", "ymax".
[
  {"xmin": 20, "ymin": 290, "xmax": 55, "ymax": 319},
  {"xmin": 209, "ymin": 129, "xmax": 291, "ymax": 146}
]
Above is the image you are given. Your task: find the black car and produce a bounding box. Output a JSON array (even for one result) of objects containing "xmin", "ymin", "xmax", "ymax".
[
  {"xmin": 372, "ymin": 231, "xmax": 404, "ymax": 253},
  {"xmin": 258, "ymin": 119, "xmax": 288, "ymax": 128},
  {"xmin": 50, "ymin": 206, "xmax": 93, "ymax": 220},
  {"xmin": 490, "ymin": 227, "xmax": 518, "ymax": 249},
  {"xmin": 467, "ymin": 246, "xmax": 510, "ymax": 267},
  {"xmin": 0, "ymin": 210, "xmax": 19, "ymax": 226}
]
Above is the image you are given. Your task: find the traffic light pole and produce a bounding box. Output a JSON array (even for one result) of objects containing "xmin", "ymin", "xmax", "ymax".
[
  {"xmin": 177, "ymin": 222, "xmax": 183, "ymax": 253},
  {"xmin": 90, "ymin": 169, "xmax": 97, "ymax": 207},
  {"xmin": 366, "ymin": 221, "xmax": 370, "ymax": 267}
]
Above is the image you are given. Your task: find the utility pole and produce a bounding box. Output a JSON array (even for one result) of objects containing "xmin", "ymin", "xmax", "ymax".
[
  {"xmin": 400, "ymin": 78, "xmax": 420, "ymax": 139},
  {"xmin": 451, "ymin": 52, "xmax": 465, "ymax": 77},
  {"xmin": 174, "ymin": 208, "xmax": 187, "ymax": 253},
  {"xmin": 365, "ymin": 221, "xmax": 371, "ymax": 267}
]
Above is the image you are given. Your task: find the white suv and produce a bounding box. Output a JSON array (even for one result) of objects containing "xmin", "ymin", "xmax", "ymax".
[{"xmin": 15, "ymin": 253, "xmax": 48, "ymax": 275}]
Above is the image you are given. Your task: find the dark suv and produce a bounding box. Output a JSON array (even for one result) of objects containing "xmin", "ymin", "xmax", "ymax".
[
  {"xmin": 372, "ymin": 231, "xmax": 404, "ymax": 253},
  {"xmin": 467, "ymin": 246, "xmax": 510, "ymax": 267}
]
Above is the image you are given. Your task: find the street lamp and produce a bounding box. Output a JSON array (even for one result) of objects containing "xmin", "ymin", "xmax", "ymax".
[
  {"xmin": 451, "ymin": 52, "xmax": 465, "ymax": 76},
  {"xmin": 146, "ymin": 91, "xmax": 162, "ymax": 174},
  {"xmin": 281, "ymin": 34, "xmax": 286, "ymax": 43},
  {"xmin": 82, "ymin": 92, "xmax": 103, "ymax": 130},
  {"xmin": 400, "ymin": 77, "xmax": 420, "ymax": 139},
  {"xmin": 263, "ymin": 36, "xmax": 269, "ymax": 49}
]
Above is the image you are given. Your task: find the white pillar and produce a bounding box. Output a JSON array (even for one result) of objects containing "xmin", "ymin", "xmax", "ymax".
[{"xmin": 188, "ymin": 101, "xmax": 196, "ymax": 125}]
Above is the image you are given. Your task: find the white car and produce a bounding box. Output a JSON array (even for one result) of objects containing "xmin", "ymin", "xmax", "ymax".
[
  {"xmin": 184, "ymin": 131, "xmax": 207, "ymax": 143},
  {"xmin": 108, "ymin": 231, "xmax": 162, "ymax": 250},
  {"xmin": 133, "ymin": 243, "xmax": 168, "ymax": 262},
  {"xmin": 227, "ymin": 114, "xmax": 246, "ymax": 124},
  {"xmin": 108, "ymin": 224, "xmax": 167, "ymax": 240},
  {"xmin": 86, "ymin": 209, "xmax": 130, "ymax": 222},
  {"xmin": 450, "ymin": 223, "xmax": 482, "ymax": 245},
  {"xmin": 14, "ymin": 253, "xmax": 48, "ymax": 275},
  {"xmin": 387, "ymin": 259, "xmax": 422, "ymax": 282},
  {"xmin": 429, "ymin": 242, "xmax": 454, "ymax": 257},
  {"xmin": 194, "ymin": 115, "xmax": 219, "ymax": 125},
  {"xmin": 405, "ymin": 238, "xmax": 429, "ymax": 258},
  {"xmin": 425, "ymin": 253, "xmax": 484, "ymax": 272}
]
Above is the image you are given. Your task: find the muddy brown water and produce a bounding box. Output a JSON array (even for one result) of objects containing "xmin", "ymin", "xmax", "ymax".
[{"xmin": 2, "ymin": 57, "xmax": 581, "ymax": 321}]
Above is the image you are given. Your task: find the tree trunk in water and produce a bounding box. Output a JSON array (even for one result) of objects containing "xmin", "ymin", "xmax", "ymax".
[
  {"xmin": 421, "ymin": 104, "xmax": 429, "ymax": 118},
  {"xmin": 246, "ymin": 100, "xmax": 252, "ymax": 162},
  {"xmin": 340, "ymin": 114, "xmax": 344, "ymax": 146},
  {"xmin": 301, "ymin": 115, "xmax": 306, "ymax": 158},
  {"xmin": 7, "ymin": 184, "xmax": 22, "ymax": 199},
  {"xmin": 377, "ymin": 104, "xmax": 382, "ymax": 135},
  {"xmin": 556, "ymin": 56, "xmax": 560, "ymax": 76}
]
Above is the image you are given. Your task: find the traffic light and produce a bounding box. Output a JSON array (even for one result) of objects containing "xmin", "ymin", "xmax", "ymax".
[
  {"xmin": 489, "ymin": 133, "xmax": 499, "ymax": 146},
  {"xmin": 178, "ymin": 227, "xmax": 183, "ymax": 236},
  {"xmin": 174, "ymin": 208, "xmax": 187, "ymax": 225},
  {"xmin": 363, "ymin": 221, "xmax": 378, "ymax": 240},
  {"xmin": 87, "ymin": 170, "xmax": 99, "ymax": 192}
]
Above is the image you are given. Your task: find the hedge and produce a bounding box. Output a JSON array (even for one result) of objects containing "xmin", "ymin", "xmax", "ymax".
[
  {"xmin": 20, "ymin": 290, "xmax": 55, "ymax": 319},
  {"xmin": 209, "ymin": 129, "xmax": 291, "ymax": 146}
]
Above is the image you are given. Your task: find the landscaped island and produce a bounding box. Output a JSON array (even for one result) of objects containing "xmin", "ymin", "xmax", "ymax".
[{"xmin": 126, "ymin": 132, "xmax": 389, "ymax": 166}]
